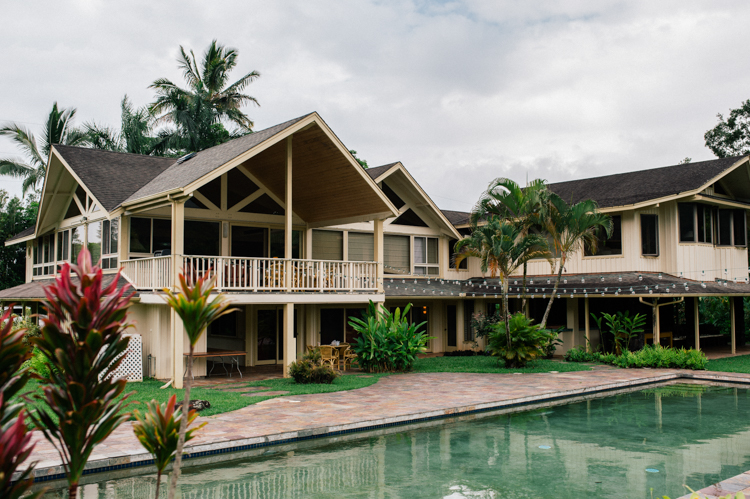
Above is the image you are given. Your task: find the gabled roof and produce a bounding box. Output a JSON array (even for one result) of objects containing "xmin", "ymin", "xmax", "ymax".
[
  {"xmin": 441, "ymin": 210, "xmax": 471, "ymax": 227},
  {"xmin": 0, "ymin": 274, "xmax": 135, "ymax": 300},
  {"xmin": 123, "ymin": 114, "xmax": 312, "ymax": 205},
  {"xmin": 366, "ymin": 163, "xmax": 399, "ymax": 180},
  {"xmin": 4, "ymin": 226, "xmax": 35, "ymax": 244},
  {"xmin": 53, "ymin": 145, "xmax": 175, "ymax": 212},
  {"xmin": 548, "ymin": 156, "xmax": 749, "ymax": 209}
]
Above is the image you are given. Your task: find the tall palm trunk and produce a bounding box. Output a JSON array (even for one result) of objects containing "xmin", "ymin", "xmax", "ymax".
[
  {"xmin": 168, "ymin": 346, "xmax": 194, "ymax": 499},
  {"xmin": 521, "ymin": 262, "xmax": 528, "ymax": 312},
  {"xmin": 540, "ymin": 257, "xmax": 566, "ymax": 330},
  {"xmin": 502, "ymin": 277, "xmax": 511, "ymax": 349},
  {"xmin": 69, "ymin": 484, "xmax": 78, "ymax": 499}
]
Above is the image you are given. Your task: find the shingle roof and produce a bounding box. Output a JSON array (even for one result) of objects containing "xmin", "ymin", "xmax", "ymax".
[
  {"xmin": 547, "ymin": 156, "xmax": 748, "ymax": 208},
  {"xmin": 123, "ymin": 114, "xmax": 312, "ymax": 204},
  {"xmin": 384, "ymin": 272, "xmax": 750, "ymax": 298},
  {"xmin": 0, "ymin": 275, "xmax": 135, "ymax": 300},
  {"xmin": 366, "ymin": 163, "xmax": 399, "ymax": 180},
  {"xmin": 5, "ymin": 226, "xmax": 35, "ymax": 244},
  {"xmin": 54, "ymin": 145, "xmax": 175, "ymax": 212},
  {"xmin": 441, "ymin": 210, "xmax": 471, "ymax": 226}
]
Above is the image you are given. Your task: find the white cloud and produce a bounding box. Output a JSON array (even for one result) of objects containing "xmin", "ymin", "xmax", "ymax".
[{"xmin": 1, "ymin": 0, "xmax": 749, "ymax": 210}]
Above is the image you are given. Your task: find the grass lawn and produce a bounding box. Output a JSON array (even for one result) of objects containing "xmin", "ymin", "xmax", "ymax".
[
  {"xmin": 412, "ymin": 355, "xmax": 597, "ymax": 373},
  {"xmin": 707, "ymin": 354, "xmax": 750, "ymax": 374},
  {"xmin": 16, "ymin": 373, "xmax": 389, "ymax": 420}
]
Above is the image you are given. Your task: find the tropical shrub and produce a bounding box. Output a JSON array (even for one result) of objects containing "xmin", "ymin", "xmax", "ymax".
[
  {"xmin": 29, "ymin": 250, "xmax": 135, "ymax": 499},
  {"xmin": 133, "ymin": 395, "xmax": 205, "ymax": 499},
  {"xmin": 0, "ymin": 307, "xmax": 43, "ymax": 499},
  {"xmin": 564, "ymin": 345, "xmax": 707, "ymax": 370},
  {"xmin": 486, "ymin": 313, "xmax": 553, "ymax": 368},
  {"xmin": 349, "ymin": 301, "xmax": 431, "ymax": 372},
  {"xmin": 163, "ymin": 272, "xmax": 234, "ymax": 499},
  {"xmin": 542, "ymin": 327, "xmax": 564, "ymax": 359},
  {"xmin": 471, "ymin": 309, "xmax": 502, "ymax": 339},
  {"xmin": 591, "ymin": 311, "xmax": 646, "ymax": 354},
  {"xmin": 288, "ymin": 349, "xmax": 338, "ymax": 384}
]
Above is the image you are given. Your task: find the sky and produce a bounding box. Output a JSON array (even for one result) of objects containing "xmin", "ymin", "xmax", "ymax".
[{"xmin": 1, "ymin": 0, "xmax": 749, "ymax": 212}]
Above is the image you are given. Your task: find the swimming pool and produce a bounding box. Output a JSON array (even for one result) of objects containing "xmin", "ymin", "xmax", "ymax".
[{"xmin": 41, "ymin": 382, "xmax": 750, "ymax": 498}]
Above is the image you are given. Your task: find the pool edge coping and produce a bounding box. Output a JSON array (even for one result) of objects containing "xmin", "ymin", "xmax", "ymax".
[{"xmin": 24, "ymin": 370, "xmax": 750, "ymax": 483}]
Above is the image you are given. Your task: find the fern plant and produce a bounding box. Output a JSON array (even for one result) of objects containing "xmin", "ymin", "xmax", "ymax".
[{"xmin": 486, "ymin": 313, "xmax": 552, "ymax": 368}]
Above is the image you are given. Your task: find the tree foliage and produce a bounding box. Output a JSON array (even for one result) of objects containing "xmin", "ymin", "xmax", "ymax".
[
  {"xmin": 85, "ymin": 96, "xmax": 165, "ymax": 156},
  {"xmin": 0, "ymin": 191, "xmax": 38, "ymax": 290},
  {"xmin": 149, "ymin": 39, "xmax": 260, "ymax": 154},
  {"xmin": 704, "ymin": 99, "xmax": 750, "ymax": 158},
  {"xmin": 0, "ymin": 102, "xmax": 87, "ymax": 195}
]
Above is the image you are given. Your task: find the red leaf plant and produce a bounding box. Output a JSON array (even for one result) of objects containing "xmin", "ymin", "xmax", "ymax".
[
  {"xmin": 29, "ymin": 249, "xmax": 135, "ymax": 499},
  {"xmin": 0, "ymin": 307, "xmax": 42, "ymax": 498}
]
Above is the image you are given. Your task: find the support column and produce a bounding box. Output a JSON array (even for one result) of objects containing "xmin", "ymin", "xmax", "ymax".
[
  {"xmin": 731, "ymin": 297, "xmax": 737, "ymax": 355},
  {"xmin": 305, "ymin": 227, "xmax": 313, "ymax": 260},
  {"xmin": 285, "ymin": 136, "xmax": 293, "ymax": 291},
  {"xmin": 694, "ymin": 297, "xmax": 700, "ymax": 351},
  {"xmin": 282, "ymin": 303, "xmax": 295, "ymax": 377},
  {"xmin": 584, "ymin": 297, "xmax": 591, "ymax": 352},
  {"xmin": 456, "ymin": 300, "xmax": 465, "ymax": 351},
  {"xmin": 654, "ymin": 301, "xmax": 661, "ymax": 346},
  {"xmin": 119, "ymin": 215, "xmax": 129, "ymax": 264},
  {"xmin": 734, "ymin": 296, "xmax": 745, "ymax": 349},
  {"xmin": 171, "ymin": 200, "xmax": 185, "ymax": 388},
  {"xmin": 374, "ymin": 219, "xmax": 384, "ymax": 293}
]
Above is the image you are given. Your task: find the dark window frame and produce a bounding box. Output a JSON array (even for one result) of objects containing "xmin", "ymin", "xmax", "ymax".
[
  {"xmin": 640, "ymin": 214, "xmax": 659, "ymax": 256},
  {"xmin": 584, "ymin": 215, "xmax": 622, "ymax": 257}
]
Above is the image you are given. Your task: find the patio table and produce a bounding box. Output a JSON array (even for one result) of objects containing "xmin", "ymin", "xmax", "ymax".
[{"xmin": 184, "ymin": 350, "xmax": 246, "ymax": 378}]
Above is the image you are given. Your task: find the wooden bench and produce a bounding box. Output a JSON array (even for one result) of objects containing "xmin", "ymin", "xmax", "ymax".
[
  {"xmin": 644, "ymin": 331, "xmax": 673, "ymax": 348},
  {"xmin": 184, "ymin": 350, "xmax": 246, "ymax": 379}
]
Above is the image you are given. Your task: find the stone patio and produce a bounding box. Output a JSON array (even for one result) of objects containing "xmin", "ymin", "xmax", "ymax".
[{"xmin": 23, "ymin": 368, "xmax": 750, "ymax": 483}]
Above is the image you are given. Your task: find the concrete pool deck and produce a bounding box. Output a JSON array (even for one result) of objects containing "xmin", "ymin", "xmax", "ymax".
[{"xmin": 22, "ymin": 368, "xmax": 750, "ymax": 486}]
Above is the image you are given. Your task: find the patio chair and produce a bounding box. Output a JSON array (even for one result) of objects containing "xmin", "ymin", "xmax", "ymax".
[
  {"xmin": 339, "ymin": 345, "xmax": 357, "ymax": 371},
  {"xmin": 319, "ymin": 346, "xmax": 338, "ymax": 369}
]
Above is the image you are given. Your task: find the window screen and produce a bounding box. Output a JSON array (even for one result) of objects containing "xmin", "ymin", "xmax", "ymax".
[
  {"xmin": 679, "ymin": 203, "xmax": 695, "ymax": 242},
  {"xmin": 640, "ymin": 214, "xmax": 658, "ymax": 256},
  {"xmin": 185, "ymin": 221, "xmax": 220, "ymax": 256},
  {"xmin": 449, "ymin": 238, "xmax": 468, "ymax": 269},
  {"xmin": 718, "ymin": 210, "xmax": 733, "ymax": 245},
  {"xmin": 312, "ymin": 230, "xmax": 343, "ymax": 261},
  {"xmin": 414, "ymin": 237, "xmax": 439, "ymax": 275},
  {"xmin": 348, "ymin": 232, "xmax": 374, "ymax": 261},
  {"xmin": 697, "ymin": 205, "xmax": 712, "ymax": 243},
  {"xmin": 88, "ymin": 221, "xmax": 102, "ymax": 264},
  {"xmin": 384, "ymin": 235, "xmax": 410, "ymax": 274},
  {"xmin": 130, "ymin": 217, "xmax": 151, "ymax": 253},
  {"xmin": 585, "ymin": 215, "xmax": 622, "ymax": 256},
  {"xmin": 734, "ymin": 210, "xmax": 746, "ymax": 246},
  {"xmin": 152, "ymin": 219, "xmax": 171, "ymax": 253}
]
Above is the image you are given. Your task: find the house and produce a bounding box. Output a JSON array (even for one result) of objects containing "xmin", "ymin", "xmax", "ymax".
[{"xmin": 2, "ymin": 112, "xmax": 750, "ymax": 384}]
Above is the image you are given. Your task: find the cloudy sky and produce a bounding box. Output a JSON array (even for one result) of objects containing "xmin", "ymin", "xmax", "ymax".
[{"xmin": 1, "ymin": 0, "xmax": 748, "ymax": 211}]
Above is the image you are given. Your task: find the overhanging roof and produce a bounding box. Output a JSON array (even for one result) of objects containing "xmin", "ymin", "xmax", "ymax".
[
  {"xmin": 547, "ymin": 156, "xmax": 750, "ymax": 209},
  {"xmin": 0, "ymin": 275, "xmax": 135, "ymax": 301}
]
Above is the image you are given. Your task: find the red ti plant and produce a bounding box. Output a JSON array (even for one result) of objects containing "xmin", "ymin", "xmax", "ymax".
[
  {"xmin": 163, "ymin": 273, "xmax": 234, "ymax": 499},
  {"xmin": 29, "ymin": 249, "xmax": 135, "ymax": 499},
  {"xmin": 0, "ymin": 307, "xmax": 42, "ymax": 499},
  {"xmin": 132, "ymin": 394, "xmax": 205, "ymax": 499}
]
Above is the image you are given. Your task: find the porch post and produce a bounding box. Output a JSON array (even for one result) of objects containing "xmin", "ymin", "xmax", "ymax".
[
  {"xmin": 119, "ymin": 215, "xmax": 129, "ymax": 264},
  {"xmin": 285, "ymin": 136, "xmax": 293, "ymax": 291},
  {"xmin": 654, "ymin": 301, "xmax": 660, "ymax": 346},
  {"xmin": 282, "ymin": 303, "xmax": 295, "ymax": 377},
  {"xmin": 456, "ymin": 300, "xmax": 465, "ymax": 351},
  {"xmin": 694, "ymin": 297, "xmax": 700, "ymax": 351},
  {"xmin": 731, "ymin": 297, "xmax": 736, "ymax": 355},
  {"xmin": 171, "ymin": 200, "xmax": 185, "ymax": 388},
  {"xmin": 584, "ymin": 296, "xmax": 591, "ymax": 352},
  {"xmin": 374, "ymin": 219, "xmax": 384, "ymax": 292}
]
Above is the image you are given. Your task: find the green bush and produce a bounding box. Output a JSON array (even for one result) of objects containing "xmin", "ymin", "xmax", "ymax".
[
  {"xmin": 487, "ymin": 313, "xmax": 553, "ymax": 368},
  {"xmin": 288, "ymin": 349, "xmax": 338, "ymax": 384},
  {"xmin": 349, "ymin": 301, "xmax": 432, "ymax": 372},
  {"xmin": 564, "ymin": 345, "xmax": 707, "ymax": 370}
]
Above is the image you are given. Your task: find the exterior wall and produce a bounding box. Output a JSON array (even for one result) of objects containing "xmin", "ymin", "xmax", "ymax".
[{"xmin": 129, "ymin": 302, "xmax": 207, "ymax": 380}]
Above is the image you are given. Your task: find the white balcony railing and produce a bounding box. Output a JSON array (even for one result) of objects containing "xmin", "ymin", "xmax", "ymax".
[{"xmin": 121, "ymin": 255, "xmax": 379, "ymax": 293}]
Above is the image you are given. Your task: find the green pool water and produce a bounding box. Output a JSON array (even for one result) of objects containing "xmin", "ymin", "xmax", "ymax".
[{"xmin": 43, "ymin": 383, "xmax": 750, "ymax": 498}]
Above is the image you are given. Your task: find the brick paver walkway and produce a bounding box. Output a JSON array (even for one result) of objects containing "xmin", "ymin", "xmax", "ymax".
[{"xmin": 26, "ymin": 369, "xmax": 750, "ymax": 481}]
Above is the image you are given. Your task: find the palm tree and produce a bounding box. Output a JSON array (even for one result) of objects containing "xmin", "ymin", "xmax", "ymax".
[
  {"xmin": 471, "ymin": 178, "xmax": 549, "ymax": 308},
  {"xmin": 149, "ymin": 40, "xmax": 260, "ymax": 153},
  {"xmin": 538, "ymin": 194, "xmax": 612, "ymax": 329},
  {"xmin": 85, "ymin": 96, "xmax": 162, "ymax": 155},
  {"xmin": 0, "ymin": 103, "xmax": 87, "ymax": 195},
  {"xmin": 455, "ymin": 218, "xmax": 550, "ymax": 346}
]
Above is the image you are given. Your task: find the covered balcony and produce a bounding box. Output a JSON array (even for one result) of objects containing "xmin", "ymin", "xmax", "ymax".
[{"xmin": 121, "ymin": 255, "xmax": 378, "ymax": 292}]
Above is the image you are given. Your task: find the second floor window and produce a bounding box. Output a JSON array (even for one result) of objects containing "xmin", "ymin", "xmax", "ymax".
[
  {"xmin": 448, "ymin": 238, "xmax": 467, "ymax": 270},
  {"xmin": 640, "ymin": 214, "xmax": 659, "ymax": 256},
  {"xmin": 32, "ymin": 234, "xmax": 55, "ymax": 276},
  {"xmin": 414, "ymin": 237, "xmax": 439, "ymax": 275},
  {"xmin": 717, "ymin": 209, "xmax": 747, "ymax": 247},
  {"xmin": 584, "ymin": 215, "xmax": 622, "ymax": 256},
  {"xmin": 680, "ymin": 203, "xmax": 713, "ymax": 243}
]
